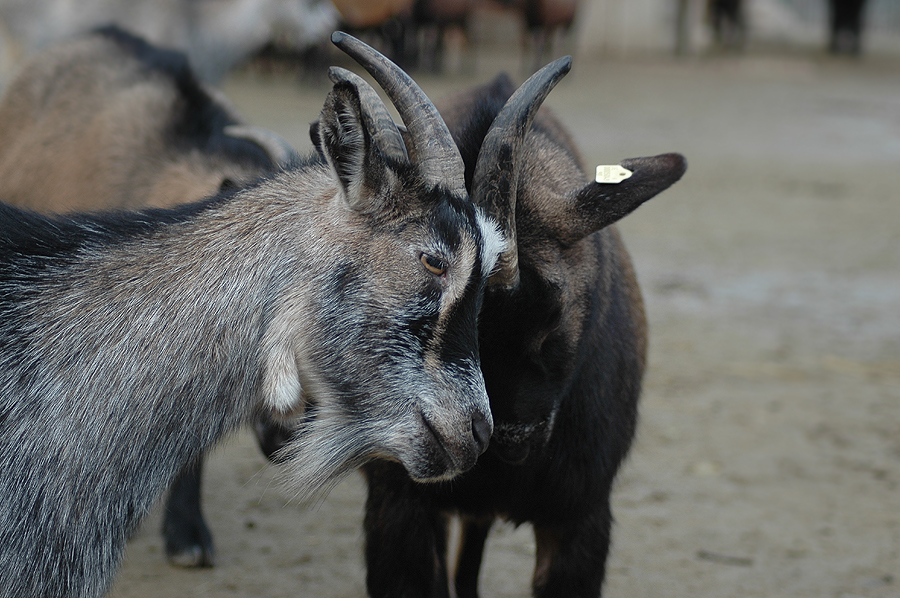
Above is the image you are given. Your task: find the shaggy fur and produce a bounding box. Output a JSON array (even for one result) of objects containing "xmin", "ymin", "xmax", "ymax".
[
  {"xmin": 0, "ymin": 26, "xmax": 295, "ymax": 568},
  {"xmin": 0, "ymin": 40, "xmax": 501, "ymax": 597},
  {"xmin": 172, "ymin": 64, "xmax": 685, "ymax": 596}
]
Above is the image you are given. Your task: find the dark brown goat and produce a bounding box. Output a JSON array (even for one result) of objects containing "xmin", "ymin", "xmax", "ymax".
[{"xmin": 360, "ymin": 66, "xmax": 686, "ymax": 597}]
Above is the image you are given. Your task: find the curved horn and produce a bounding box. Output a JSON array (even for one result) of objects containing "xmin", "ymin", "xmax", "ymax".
[
  {"xmin": 224, "ymin": 125, "xmax": 299, "ymax": 167},
  {"xmin": 327, "ymin": 66, "xmax": 409, "ymax": 164},
  {"xmin": 472, "ymin": 56, "xmax": 572, "ymax": 289},
  {"xmin": 330, "ymin": 31, "xmax": 466, "ymax": 196}
]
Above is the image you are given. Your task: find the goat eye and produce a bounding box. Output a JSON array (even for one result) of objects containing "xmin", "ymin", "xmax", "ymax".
[{"xmin": 420, "ymin": 253, "xmax": 447, "ymax": 276}]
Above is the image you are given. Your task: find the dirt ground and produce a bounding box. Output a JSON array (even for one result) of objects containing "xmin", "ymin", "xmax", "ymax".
[{"xmin": 109, "ymin": 46, "xmax": 900, "ymax": 598}]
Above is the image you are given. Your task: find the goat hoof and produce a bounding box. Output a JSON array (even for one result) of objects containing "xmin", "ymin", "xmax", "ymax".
[
  {"xmin": 166, "ymin": 543, "xmax": 215, "ymax": 568},
  {"xmin": 163, "ymin": 515, "xmax": 216, "ymax": 568}
]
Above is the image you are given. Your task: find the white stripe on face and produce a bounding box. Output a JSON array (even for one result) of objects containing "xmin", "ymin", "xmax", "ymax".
[{"xmin": 475, "ymin": 209, "xmax": 506, "ymax": 279}]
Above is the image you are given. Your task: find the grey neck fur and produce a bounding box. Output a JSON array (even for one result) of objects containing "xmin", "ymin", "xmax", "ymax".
[{"xmin": 0, "ymin": 167, "xmax": 335, "ymax": 597}]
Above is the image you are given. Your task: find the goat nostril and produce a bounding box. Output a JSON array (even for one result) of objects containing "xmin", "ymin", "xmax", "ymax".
[{"xmin": 471, "ymin": 412, "xmax": 492, "ymax": 455}]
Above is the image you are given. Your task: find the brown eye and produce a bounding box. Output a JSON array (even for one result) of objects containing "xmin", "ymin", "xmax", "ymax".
[{"xmin": 421, "ymin": 253, "xmax": 447, "ymax": 276}]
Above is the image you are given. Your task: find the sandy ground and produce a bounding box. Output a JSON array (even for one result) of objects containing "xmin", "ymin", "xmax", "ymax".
[{"xmin": 109, "ymin": 47, "xmax": 900, "ymax": 598}]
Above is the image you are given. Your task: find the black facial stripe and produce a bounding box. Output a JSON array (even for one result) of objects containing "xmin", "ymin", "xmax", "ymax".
[
  {"xmin": 401, "ymin": 287, "xmax": 442, "ymax": 351},
  {"xmin": 425, "ymin": 192, "xmax": 489, "ymax": 368},
  {"xmin": 445, "ymin": 257, "xmax": 489, "ymax": 360},
  {"xmin": 429, "ymin": 207, "xmax": 464, "ymax": 255},
  {"xmin": 421, "ymin": 183, "xmax": 484, "ymax": 252}
]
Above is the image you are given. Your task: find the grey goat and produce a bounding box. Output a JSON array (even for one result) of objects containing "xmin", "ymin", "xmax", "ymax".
[
  {"xmin": 0, "ymin": 31, "xmax": 502, "ymax": 598},
  {"xmin": 0, "ymin": 25, "xmax": 297, "ymax": 567}
]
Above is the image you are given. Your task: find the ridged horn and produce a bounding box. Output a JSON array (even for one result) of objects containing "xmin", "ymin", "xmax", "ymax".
[
  {"xmin": 330, "ymin": 31, "xmax": 466, "ymax": 196},
  {"xmin": 472, "ymin": 56, "xmax": 572, "ymax": 289},
  {"xmin": 223, "ymin": 125, "xmax": 299, "ymax": 167},
  {"xmin": 327, "ymin": 66, "xmax": 409, "ymax": 164}
]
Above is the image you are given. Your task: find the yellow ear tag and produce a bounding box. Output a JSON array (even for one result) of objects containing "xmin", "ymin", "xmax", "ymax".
[{"xmin": 595, "ymin": 165, "xmax": 633, "ymax": 184}]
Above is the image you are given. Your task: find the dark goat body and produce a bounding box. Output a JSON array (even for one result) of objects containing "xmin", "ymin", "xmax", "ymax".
[
  {"xmin": 0, "ymin": 32, "xmax": 503, "ymax": 597},
  {"xmin": 360, "ymin": 74, "xmax": 686, "ymax": 597}
]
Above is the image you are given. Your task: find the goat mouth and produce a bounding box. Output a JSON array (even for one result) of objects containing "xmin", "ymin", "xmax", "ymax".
[
  {"xmin": 487, "ymin": 419, "xmax": 553, "ymax": 465},
  {"xmin": 420, "ymin": 414, "xmax": 453, "ymax": 464},
  {"xmin": 489, "ymin": 440, "xmax": 531, "ymax": 465},
  {"xmin": 416, "ymin": 413, "xmax": 470, "ymax": 478}
]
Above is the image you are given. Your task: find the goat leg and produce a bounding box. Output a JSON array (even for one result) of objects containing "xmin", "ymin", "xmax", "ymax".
[
  {"xmin": 363, "ymin": 462, "xmax": 452, "ymax": 598},
  {"xmin": 161, "ymin": 457, "xmax": 215, "ymax": 568},
  {"xmin": 453, "ymin": 513, "xmax": 493, "ymax": 598},
  {"xmin": 532, "ymin": 504, "xmax": 612, "ymax": 598}
]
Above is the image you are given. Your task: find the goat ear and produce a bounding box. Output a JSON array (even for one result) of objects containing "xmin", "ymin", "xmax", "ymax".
[
  {"xmin": 561, "ymin": 153, "xmax": 687, "ymax": 244},
  {"xmin": 312, "ymin": 82, "xmax": 387, "ymax": 212}
]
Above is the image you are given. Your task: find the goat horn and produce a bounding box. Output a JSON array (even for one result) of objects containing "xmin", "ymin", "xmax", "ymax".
[
  {"xmin": 223, "ymin": 125, "xmax": 299, "ymax": 167},
  {"xmin": 327, "ymin": 67, "xmax": 409, "ymax": 164},
  {"xmin": 330, "ymin": 31, "xmax": 466, "ymax": 196},
  {"xmin": 472, "ymin": 56, "xmax": 572, "ymax": 289}
]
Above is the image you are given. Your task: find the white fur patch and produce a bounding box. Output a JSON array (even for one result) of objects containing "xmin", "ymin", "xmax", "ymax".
[
  {"xmin": 262, "ymin": 343, "xmax": 303, "ymax": 414},
  {"xmin": 475, "ymin": 209, "xmax": 506, "ymax": 278}
]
